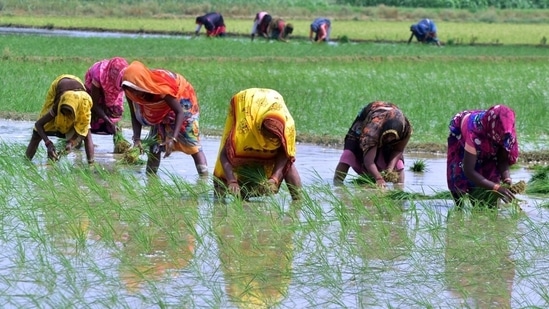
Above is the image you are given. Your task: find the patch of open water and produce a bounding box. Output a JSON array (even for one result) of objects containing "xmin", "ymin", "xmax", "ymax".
[
  {"xmin": 0, "ymin": 26, "xmax": 179, "ymax": 39},
  {"xmin": 0, "ymin": 119, "xmax": 539, "ymax": 204},
  {"xmin": 1, "ymin": 118, "xmax": 549, "ymax": 308}
]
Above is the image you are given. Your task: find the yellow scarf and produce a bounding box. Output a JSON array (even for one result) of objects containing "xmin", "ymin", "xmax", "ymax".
[
  {"xmin": 39, "ymin": 75, "xmax": 92, "ymax": 136},
  {"xmin": 214, "ymin": 88, "xmax": 296, "ymax": 179}
]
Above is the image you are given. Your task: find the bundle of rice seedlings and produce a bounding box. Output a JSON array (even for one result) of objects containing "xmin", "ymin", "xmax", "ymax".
[
  {"xmin": 503, "ymin": 180, "xmax": 526, "ymax": 194},
  {"xmin": 234, "ymin": 165, "xmax": 275, "ymax": 198},
  {"xmin": 382, "ymin": 170, "xmax": 399, "ymax": 183},
  {"xmin": 118, "ymin": 133, "xmax": 156, "ymax": 165},
  {"xmin": 113, "ymin": 128, "xmax": 131, "ymax": 154},
  {"xmin": 121, "ymin": 147, "xmax": 144, "ymax": 165},
  {"xmin": 410, "ymin": 159, "xmax": 427, "ymax": 172},
  {"xmin": 54, "ymin": 139, "xmax": 69, "ymax": 158}
]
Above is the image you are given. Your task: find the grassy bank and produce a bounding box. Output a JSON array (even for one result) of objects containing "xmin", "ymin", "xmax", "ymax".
[{"xmin": 3, "ymin": 0, "xmax": 549, "ymax": 23}]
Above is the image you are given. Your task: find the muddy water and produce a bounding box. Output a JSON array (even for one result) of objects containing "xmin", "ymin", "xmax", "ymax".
[
  {"xmin": 0, "ymin": 119, "xmax": 534, "ymax": 194},
  {"xmin": 2, "ymin": 118, "xmax": 546, "ymax": 219},
  {"xmin": 3, "ymin": 118, "xmax": 549, "ymax": 308}
]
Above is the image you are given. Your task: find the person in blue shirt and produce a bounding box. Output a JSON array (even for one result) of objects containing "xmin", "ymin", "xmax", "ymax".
[
  {"xmin": 309, "ymin": 17, "xmax": 331, "ymax": 43},
  {"xmin": 408, "ymin": 19, "xmax": 441, "ymax": 46},
  {"xmin": 195, "ymin": 12, "xmax": 226, "ymax": 37}
]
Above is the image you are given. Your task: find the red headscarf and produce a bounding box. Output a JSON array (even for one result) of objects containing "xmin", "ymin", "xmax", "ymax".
[{"xmin": 481, "ymin": 105, "xmax": 519, "ymax": 164}]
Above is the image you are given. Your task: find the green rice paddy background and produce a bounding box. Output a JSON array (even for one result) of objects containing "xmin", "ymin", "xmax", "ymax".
[{"xmin": 1, "ymin": 2, "xmax": 549, "ymax": 308}]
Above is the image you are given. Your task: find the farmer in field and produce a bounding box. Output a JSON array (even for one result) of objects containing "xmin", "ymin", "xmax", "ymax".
[
  {"xmin": 408, "ymin": 18, "xmax": 441, "ymax": 46},
  {"xmin": 333, "ymin": 101, "xmax": 412, "ymax": 188},
  {"xmin": 309, "ymin": 17, "xmax": 331, "ymax": 43},
  {"xmin": 267, "ymin": 17, "xmax": 293, "ymax": 42},
  {"xmin": 25, "ymin": 74, "xmax": 95, "ymax": 164},
  {"xmin": 213, "ymin": 88, "xmax": 302, "ymax": 200},
  {"xmin": 84, "ymin": 57, "xmax": 128, "ymax": 136},
  {"xmin": 195, "ymin": 12, "xmax": 226, "ymax": 37},
  {"xmin": 121, "ymin": 61, "xmax": 208, "ymax": 176},
  {"xmin": 447, "ymin": 104, "xmax": 518, "ymax": 208},
  {"xmin": 250, "ymin": 11, "xmax": 272, "ymax": 41}
]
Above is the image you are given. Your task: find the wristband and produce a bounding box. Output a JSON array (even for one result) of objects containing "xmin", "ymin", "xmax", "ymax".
[
  {"xmin": 493, "ymin": 183, "xmax": 501, "ymax": 191},
  {"xmin": 228, "ymin": 179, "xmax": 238, "ymax": 185},
  {"xmin": 269, "ymin": 176, "xmax": 280, "ymax": 185},
  {"xmin": 503, "ymin": 178, "xmax": 512, "ymax": 183},
  {"xmin": 45, "ymin": 140, "xmax": 53, "ymax": 147},
  {"xmin": 375, "ymin": 176, "xmax": 384, "ymax": 181}
]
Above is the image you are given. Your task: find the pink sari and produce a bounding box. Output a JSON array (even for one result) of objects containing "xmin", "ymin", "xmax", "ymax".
[
  {"xmin": 84, "ymin": 57, "xmax": 128, "ymax": 134},
  {"xmin": 447, "ymin": 105, "xmax": 519, "ymax": 194}
]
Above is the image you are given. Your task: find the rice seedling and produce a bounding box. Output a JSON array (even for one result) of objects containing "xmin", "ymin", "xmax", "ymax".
[
  {"xmin": 112, "ymin": 127, "xmax": 131, "ymax": 154},
  {"xmin": 504, "ymin": 180, "xmax": 527, "ymax": 194},
  {"xmin": 410, "ymin": 159, "xmax": 427, "ymax": 172},
  {"xmin": 525, "ymin": 165, "xmax": 549, "ymax": 194},
  {"xmin": 381, "ymin": 170, "xmax": 399, "ymax": 182},
  {"xmin": 118, "ymin": 132, "xmax": 157, "ymax": 165}
]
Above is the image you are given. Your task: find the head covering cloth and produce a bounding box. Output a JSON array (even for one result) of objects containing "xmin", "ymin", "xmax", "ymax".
[
  {"xmin": 213, "ymin": 88, "xmax": 296, "ymax": 180},
  {"xmin": 38, "ymin": 74, "xmax": 92, "ymax": 136}
]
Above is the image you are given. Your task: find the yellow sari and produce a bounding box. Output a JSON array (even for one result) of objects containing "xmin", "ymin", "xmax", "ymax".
[
  {"xmin": 214, "ymin": 88, "xmax": 296, "ymax": 181},
  {"xmin": 38, "ymin": 74, "xmax": 92, "ymax": 137}
]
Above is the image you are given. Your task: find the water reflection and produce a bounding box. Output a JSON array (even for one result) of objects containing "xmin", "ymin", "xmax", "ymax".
[
  {"xmin": 45, "ymin": 208, "xmax": 91, "ymax": 256},
  {"xmin": 444, "ymin": 210, "xmax": 519, "ymax": 308},
  {"xmin": 2, "ymin": 118, "xmax": 549, "ymax": 307},
  {"xmin": 0, "ymin": 119, "xmax": 536, "ymax": 201},
  {"xmin": 115, "ymin": 191, "xmax": 198, "ymax": 293},
  {"xmin": 354, "ymin": 195, "xmax": 413, "ymax": 261},
  {"xmin": 213, "ymin": 201, "xmax": 298, "ymax": 308}
]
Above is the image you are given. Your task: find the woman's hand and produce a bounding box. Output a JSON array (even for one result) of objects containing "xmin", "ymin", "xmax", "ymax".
[
  {"xmin": 266, "ymin": 178, "xmax": 279, "ymax": 194},
  {"xmin": 163, "ymin": 136, "xmax": 176, "ymax": 158},
  {"xmin": 227, "ymin": 180, "xmax": 241, "ymax": 198},
  {"xmin": 375, "ymin": 177, "xmax": 387, "ymax": 188},
  {"xmin": 64, "ymin": 139, "xmax": 75, "ymax": 153},
  {"xmin": 46, "ymin": 143, "xmax": 58, "ymax": 161},
  {"xmin": 495, "ymin": 184, "xmax": 515, "ymax": 204},
  {"xmin": 133, "ymin": 139, "xmax": 143, "ymax": 154},
  {"xmin": 105, "ymin": 119, "xmax": 116, "ymax": 135}
]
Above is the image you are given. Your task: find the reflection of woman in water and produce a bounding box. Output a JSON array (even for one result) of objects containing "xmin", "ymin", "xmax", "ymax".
[
  {"xmin": 117, "ymin": 196, "xmax": 198, "ymax": 293},
  {"xmin": 444, "ymin": 210, "xmax": 518, "ymax": 308},
  {"xmin": 213, "ymin": 201, "xmax": 299, "ymax": 308},
  {"xmin": 336, "ymin": 190, "xmax": 412, "ymax": 261},
  {"xmin": 356, "ymin": 199, "xmax": 412, "ymax": 261}
]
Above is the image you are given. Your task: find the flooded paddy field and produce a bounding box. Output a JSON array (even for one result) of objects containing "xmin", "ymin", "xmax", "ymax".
[{"xmin": 0, "ymin": 119, "xmax": 548, "ymax": 308}]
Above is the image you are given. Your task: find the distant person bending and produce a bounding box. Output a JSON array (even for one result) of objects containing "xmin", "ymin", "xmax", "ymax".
[
  {"xmin": 251, "ymin": 11, "xmax": 272, "ymax": 41},
  {"xmin": 447, "ymin": 104, "xmax": 518, "ymax": 208},
  {"xmin": 213, "ymin": 88, "xmax": 302, "ymax": 200},
  {"xmin": 195, "ymin": 12, "xmax": 226, "ymax": 37},
  {"xmin": 267, "ymin": 17, "xmax": 293, "ymax": 42},
  {"xmin": 309, "ymin": 17, "xmax": 331, "ymax": 43},
  {"xmin": 408, "ymin": 18, "xmax": 441, "ymax": 46},
  {"xmin": 333, "ymin": 101, "xmax": 412, "ymax": 188},
  {"xmin": 25, "ymin": 74, "xmax": 94, "ymax": 164},
  {"xmin": 84, "ymin": 57, "xmax": 128, "ymax": 136},
  {"xmin": 121, "ymin": 61, "xmax": 208, "ymax": 176}
]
